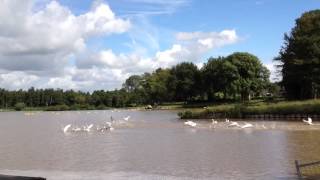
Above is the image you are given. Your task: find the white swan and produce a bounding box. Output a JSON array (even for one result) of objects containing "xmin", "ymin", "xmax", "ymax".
[
  {"xmin": 106, "ymin": 122, "xmax": 112, "ymax": 127},
  {"xmin": 228, "ymin": 121, "xmax": 240, "ymax": 127},
  {"xmin": 63, "ymin": 124, "xmax": 72, "ymax": 133},
  {"xmin": 123, "ymin": 116, "xmax": 130, "ymax": 121},
  {"xmin": 261, "ymin": 124, "xmax": 267, "ymax": 129},
  {"xmin": 72, "ymin": 127, "xmax": 82, "ymax": 132},
  {"xmin": 302, "ymin": 117, "xmax": 313, "ymax": 125},
  {"xmin": 184, "ymin": 121, "xmax": 197, "ymax": 127},
  {"xmin": 105, "ymin": 122, "xmax": 115, "ymax": 131},
  {"xmin": 212, "ymin": 119, "xmax": 218, "ymax": 124},
  {"xmin": 84, "ymin": 124, "xmax": 94, "ymax": 132},
  {"xmin": 240, "ymin": 122, "xmax": 253, "ymax": 129},
  {"xmin": 225, "ymin": 118, "xmax": 229, "ymax": 123}
]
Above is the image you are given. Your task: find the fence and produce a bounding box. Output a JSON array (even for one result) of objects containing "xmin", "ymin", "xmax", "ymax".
[{"xmin": 295, "ymin": 160, "xmax": 320, "ymax": 179}]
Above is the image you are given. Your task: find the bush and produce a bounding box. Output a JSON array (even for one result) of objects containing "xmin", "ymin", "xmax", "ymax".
[
  {"xmin": 227, "ymin": 104, "xmax": 246, "ymax": 118},
  {"xmin": 178, "ymin": 99, "xmax": 320, "ymax": 119},
  {"xmin": 46, "ymin": 104, "xmax": 69, "ymax": 111},
  {"xmin": 96, "ymin": 104, "xmax": 107, "ymax": 110},
  {"xmin": 14, "ymin": 102, "xmax": 25, "ymax": 111}
]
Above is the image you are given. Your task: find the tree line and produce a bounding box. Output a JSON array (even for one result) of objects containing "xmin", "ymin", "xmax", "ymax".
[
  {"xmin": 0, "ymin": 52, "xmax": 275, "ymax": 110},
  {"xmin": 123, "ymin": 52, "xmax": 272, "ymax": 105}
]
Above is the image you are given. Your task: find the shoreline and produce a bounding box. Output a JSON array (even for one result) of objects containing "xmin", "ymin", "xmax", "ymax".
[{"xmin": 1, "ymin": 99, "xmax": 320, "ymax": 122}]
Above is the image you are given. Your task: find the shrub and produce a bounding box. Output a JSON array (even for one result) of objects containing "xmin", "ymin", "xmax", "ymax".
[
  {"xmin": 14, "ymin": 102, "xmax": 25, "ymax": 111},
  {"xmin": 96, "ymin": 104, "xmax": 107, "ymax": 110},
  {"xmin": 46, "ymin": 104, "xmax": 69, "ymax": 111}
]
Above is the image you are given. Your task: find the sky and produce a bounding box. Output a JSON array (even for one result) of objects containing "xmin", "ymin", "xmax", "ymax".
[{"xmin": 0, "ymin": 0, "xmax": 319, "ymax": 92}]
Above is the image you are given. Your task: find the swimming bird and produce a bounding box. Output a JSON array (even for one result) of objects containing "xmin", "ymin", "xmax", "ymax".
[
  {"xmin": 106, "ymin": 122, "xmax": 112, "ymax": 127},
  {"xmin": 123, "ymin": 116, "xmax": 130, "ymax": 121},
  {"xmin": 105, "ymin": 121, "xmax": 115, "ymax": 131},
  {"xmin": 84, "ymin": 124, "xmax": 94, "ymax": 132},
  {"xmin": 225, "ymin": 118, "xmax": 230, "ymax": 123},
  {"xmin": 63, "ymin": 124, "xmax": 72, "ymax": 133},
  {"xmin": 209, "ymin": 119, "xmax": 218, "ymax": 129},
  {"xmin": 184, "ymin": 121, "xmax": 197, "ymax": 127},
  {"xmin": 72, "ymin": 127, "xmax": 82, "ymax": 132},
  {"xmin": 240, "ymin": 122, "xmax": 253, "ymax": 129},
  {"xmin": 228, "ymin": 121, "xmax": 240, "ymax": 127},
  {"xmin": 302, "ymin": 117, "xmax": 313, "ymax": 125},
  {"xmin": 212, "ymin": 119, "xmax": 218, "ymax": 124}
]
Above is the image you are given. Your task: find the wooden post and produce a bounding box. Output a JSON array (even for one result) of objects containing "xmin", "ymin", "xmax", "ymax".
[{"xmin": 295, "ymin": 160, "xmax": 302, "ymax": 179}]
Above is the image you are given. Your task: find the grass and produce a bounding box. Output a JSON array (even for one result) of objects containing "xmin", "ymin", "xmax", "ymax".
[{"xmin": 177, "ymin": 99, "xmax": 320, "ymax": 119}]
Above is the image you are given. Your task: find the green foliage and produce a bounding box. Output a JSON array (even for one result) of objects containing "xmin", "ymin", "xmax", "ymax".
[
  {"xmin": 14, "ymin": 102, "xmax": 25, "ymax": 111},
  {"xmin": 0, "ymin": 52, "xmax": 271, "ymax": 109},
  {"xmin": 202, "ymin": 57, "xmax": 238, "ymax": 100},
  {"xmin": 276, "ymin": 10, "xmax": 320, "ymax": 99},
  {"xmin": 226, "ymin": 52, "xmax": 270, "ymax": 101},
  {"xmin": 227, "ymin": 104, "xmax": 246, "ymax": 118},
  {"xmin": 201, "ymin": 53, "xmax": 270, "ymax": 102},
  {"xmin": 170, "ymin": 62, "xmax": 201, "ymax": 101},
  {"xmin": 179, "ymin": 99, "xmax": 320, "ymax": 119},
  {"xmin": 46, "ymin": 104, "xmax": 70, "ymax": 111},
  {"xmin": 244, "ymin": 99, "xmax": 320, "ymax": 115},
  {"xmin": 178, "ymin": 109, "xmax": 215, "ymax": 119}
]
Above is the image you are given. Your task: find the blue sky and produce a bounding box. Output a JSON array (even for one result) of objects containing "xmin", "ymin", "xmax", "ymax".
[
  {"xmin": 0, "ymin": 0, "xmax": 319, "ymax": 91},
  {"xmin": 59, "ymin": 0, "xmax": 320, "ymax": 63}
]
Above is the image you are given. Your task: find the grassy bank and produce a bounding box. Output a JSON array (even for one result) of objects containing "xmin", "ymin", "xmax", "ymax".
[{"xmin": 178, "ymin": 99, "xmax": 320, "ymax": 119}]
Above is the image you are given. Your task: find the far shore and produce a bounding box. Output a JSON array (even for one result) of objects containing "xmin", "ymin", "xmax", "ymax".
[{"xmin": 1, "ymin": 99, "xmax": 320, "ymax": 121}]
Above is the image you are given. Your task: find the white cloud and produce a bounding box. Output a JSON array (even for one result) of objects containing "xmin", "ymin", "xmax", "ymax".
[
  {"xmin": 115, "ymin": 0, "xmax": 190, "ymax": 16},
  {"xmin": 0, "ymin": 71, "xmax": 39, "ymax": 90},
  {"xmin": 79, "ymin": 2, "xmax": 130, "ymax": 36},
  {"xmin": 154, "ymin": 29, "xmax": 239, "ymax": 67},
  {"xmin": 0, "ymin": 0, "xmax": 240, "ymax": 91},
  {"xmin": 75, "ymin": 29, "xmax": 240, "ymax": 89},
  {"xmin": 176, "ymin": 30, "xmax": 238, "ymax": 48},
  {"xmin": 0, "ymin": 0, "xmax": 130, "ymax": 73}
]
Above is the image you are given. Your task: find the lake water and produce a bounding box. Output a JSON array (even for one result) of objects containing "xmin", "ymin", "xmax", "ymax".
[{"xmin": 0, "ymin": 110, "xmax": 319, "ymax": 180}]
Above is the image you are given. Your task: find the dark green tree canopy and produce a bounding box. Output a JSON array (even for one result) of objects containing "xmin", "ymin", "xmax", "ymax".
[
  {"xmin": 276, "ymin": 10, "xmax": 320, "ymax": 99},
  {"xmin": 226, "ymin": 52, "xmax": 270, "ymax": 101},
  {"xmin": 202, "ymin": 57, "xmax": 238, "ymax": 100},
  {"xmin": 170, "ymin": 62, "xmax": 201, "ymax": 101}
]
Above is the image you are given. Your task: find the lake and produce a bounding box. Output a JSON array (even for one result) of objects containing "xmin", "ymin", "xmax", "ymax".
[{"xmin": 0, "ymin": 110, "xmax": 319, "ymax": 180}]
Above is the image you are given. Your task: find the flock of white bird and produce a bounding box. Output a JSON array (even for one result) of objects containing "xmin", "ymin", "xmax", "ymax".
[
  {"xmin": 184, "ymin": 119, "xmax": 255, "ymax": 129},
  {"xmin": 184, "ymin": 117, "xmax": 316, "ymax": 129},
  {"xmin": 63, "ymin": 116, "xmax": 130, "ymax": 133},
  {"xmin": 61, "ymin": 111, "xmax": 316, "ymax": 133}
]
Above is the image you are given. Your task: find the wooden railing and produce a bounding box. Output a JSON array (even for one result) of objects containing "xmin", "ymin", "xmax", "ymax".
[{"xmin": 295, "ymin": 160, "xmax": 320, "ymax": 179}]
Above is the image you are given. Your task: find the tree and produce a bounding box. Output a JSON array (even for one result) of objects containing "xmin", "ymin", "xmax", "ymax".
[
  {"xmin": 123, "ymin": 75, "xmax": 143, "ymax": 93},
  {"xmin": 226, "ymin": 52, "xmax": 270, "ymax": 101},
  {"xmin": 202, "ymin": 57, "xmax": 238, "ymax": 100},
  {"xmin": 144, "ymin": 68, "xmax": 173, "ymax": 104},
  {"xmin": 14, "ymin": 102, "xmax": 25, "ymax": 111},
  {"xmin": 275, "ymin": 10, "xmax": 320, "ymax": 99},
  {"xmin": 170, "ymin": 62, "xmax": 201, "ymax": 101}
]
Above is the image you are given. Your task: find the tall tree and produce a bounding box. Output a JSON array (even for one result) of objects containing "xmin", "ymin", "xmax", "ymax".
[
  {"xmin": 226, "ymin": 52, "xmax": 270, "ymax": 101},
  {"xmin": 170, "ymin": 62, "xmax": 201, "ymax": 101},
  {"xmin": 202, "ymin": 57, "xmax": 238, "ymax": 100},
  {"xmin": 275, "ymin": 10, "xmax": 320, "ymax": 99}
]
